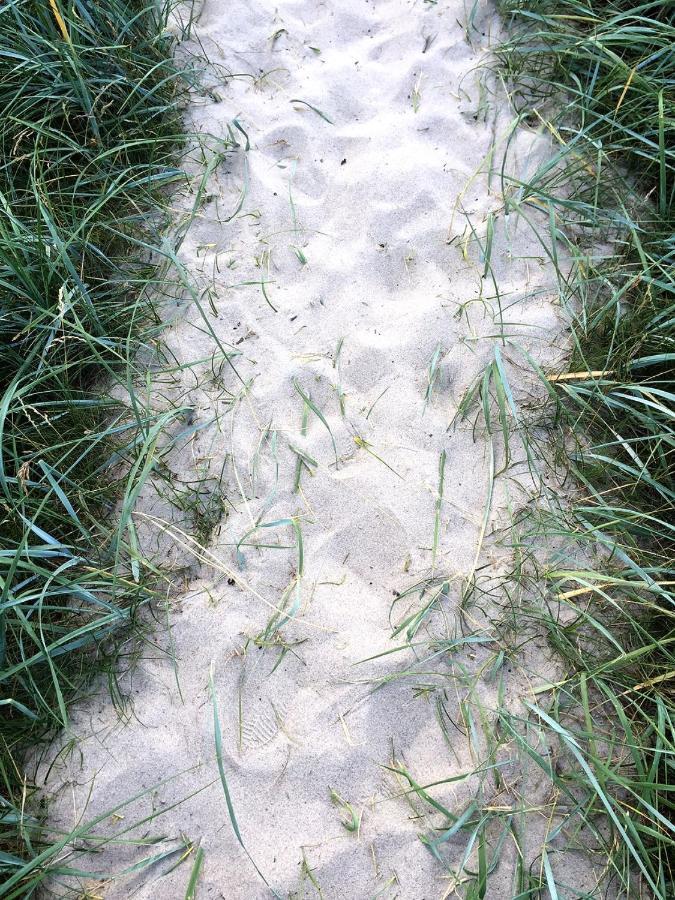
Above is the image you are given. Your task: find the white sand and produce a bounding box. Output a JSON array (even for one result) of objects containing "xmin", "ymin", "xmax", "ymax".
[{"xmin": 38, "ymin": 1, "xmax": 602, "ymax": 897}]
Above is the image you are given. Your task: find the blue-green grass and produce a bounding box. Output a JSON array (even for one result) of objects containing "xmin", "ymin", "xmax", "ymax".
[{"xmin": 0, "ymin": 0, "xmax": 198, "ymax": 893}]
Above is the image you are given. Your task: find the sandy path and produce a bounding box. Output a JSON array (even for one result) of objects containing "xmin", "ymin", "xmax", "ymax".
[{"xmin": 39, "ymin": 2, "xmax": 596, "ymax": 898}]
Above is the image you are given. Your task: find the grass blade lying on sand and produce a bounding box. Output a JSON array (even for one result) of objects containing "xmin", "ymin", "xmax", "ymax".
[
  {"xmin": 184, "ymin": 845, "xmax": 204, "ymax": 900},
  {"xmin": 208, "ymin": 665, "xmax": 279, "ymax": 896},
  {"xmin": 293, "ymin": 379, "xmax": 339, "ymax": 468}
]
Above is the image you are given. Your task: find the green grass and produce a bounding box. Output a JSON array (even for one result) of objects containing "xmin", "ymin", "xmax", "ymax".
[
  {"xmin": 2, "ymin": 1, "xmax": 672, "ymax": 896},
  {"xmin": 488, "ymin": 0, "xmax": 674, "ymax": 895},
  {"xmin": 0, "ymin": 0, "xmax": 202, "ymax": 892}
]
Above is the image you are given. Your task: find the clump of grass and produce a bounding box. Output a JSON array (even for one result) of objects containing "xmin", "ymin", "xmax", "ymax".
[
  {"xmin": 0, "ymin": 0, "xmax": 203, "ymax": 890},
  {"xmin": 491, "ymin": 1, "xmax": 675, "ymax": 894}
]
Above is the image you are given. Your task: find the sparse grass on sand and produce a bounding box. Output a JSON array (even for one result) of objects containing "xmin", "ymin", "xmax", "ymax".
[
  {"xmin": 0, "ymin": 0, "xmax": 197, "ymax": 893},
  {"xmin": 490, "ymin": 1, "xmax": 674, "ymax": 895}
]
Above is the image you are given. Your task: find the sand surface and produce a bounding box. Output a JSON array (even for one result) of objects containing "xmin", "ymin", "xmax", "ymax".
[{"xmin": 38, "ymin": 2, "xmax": 601, "ymax": 898}]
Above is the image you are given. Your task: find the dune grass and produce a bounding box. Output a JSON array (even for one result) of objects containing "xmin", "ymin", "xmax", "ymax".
[
  {"xmin": 1, "ymin": 0, "xmax": 671, "ymax": 896},
  {"xmin": 489, "ymin": 0, "xmax": 674, "ymax": 894},
  {"xmin": 0, "ymin": 0, "xmax": 200, "ymax": 891}
]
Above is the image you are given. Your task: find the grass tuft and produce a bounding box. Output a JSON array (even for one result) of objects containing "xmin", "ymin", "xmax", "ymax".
[
  {"xmin": 492, "ymin": 0, "xmax": 675, "ymax": 893},
  {"xmin": 0, "ymin": 0, "xmax": 201, "ymax": 890}
]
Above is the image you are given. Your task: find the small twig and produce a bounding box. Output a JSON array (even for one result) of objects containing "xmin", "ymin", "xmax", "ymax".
[{"xmin": 547, "ymin": 369, "xmax": 615, "ymax": 382}]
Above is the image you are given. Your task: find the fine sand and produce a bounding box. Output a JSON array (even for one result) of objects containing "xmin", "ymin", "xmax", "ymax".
[{"xmin": 39, "ymin": 2, "xmax": 600, "ymax": 898}]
